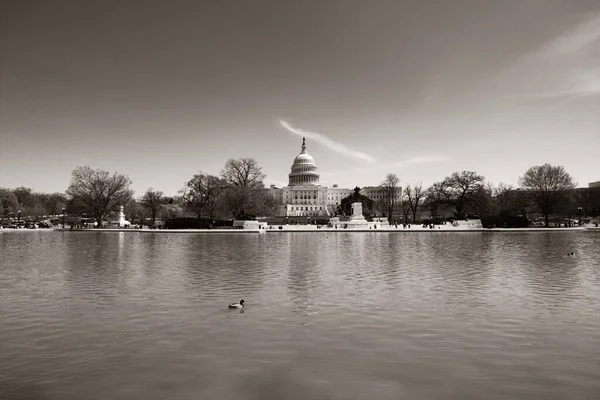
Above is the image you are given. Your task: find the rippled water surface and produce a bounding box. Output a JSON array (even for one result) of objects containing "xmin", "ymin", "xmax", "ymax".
[{"xmin": 1, "ymin": 230, "xmax": 599, "ymax": 399}]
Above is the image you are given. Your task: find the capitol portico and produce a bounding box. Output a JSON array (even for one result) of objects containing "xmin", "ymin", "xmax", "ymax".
[{"xmin": 269, "ymin": 138, "xmax": 392, "ymax": 217}]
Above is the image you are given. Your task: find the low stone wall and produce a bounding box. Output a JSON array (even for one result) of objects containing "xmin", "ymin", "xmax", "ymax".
[
  {"xmin": 452, "ymin": 219, "xmax": 483, "ymax": 229},
  {"xmin": 233, "ymin": 220, "xmax": 268, "ymax": 229}
]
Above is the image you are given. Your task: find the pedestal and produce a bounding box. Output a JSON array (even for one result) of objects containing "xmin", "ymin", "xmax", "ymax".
[{"xmin": 346, "ymin": 202, "xmax": 368, "ymax": 228}]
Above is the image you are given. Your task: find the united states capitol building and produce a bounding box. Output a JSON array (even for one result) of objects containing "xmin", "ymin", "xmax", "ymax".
[{"xmin": 268, "ymin": 138, "xmax": 394, "ymax": 217}]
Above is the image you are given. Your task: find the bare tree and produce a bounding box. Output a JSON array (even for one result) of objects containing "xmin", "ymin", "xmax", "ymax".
[
  {"xmin": 181, "ymin": 173, "xmax": 227, "ymax": 219},
  {"xmin": 13, "ymin": 186, "xmax": 34, "ymax": 213},
  {"xmin": 519, "ymin": 163, "xmax": 576, "ymax": 227},
  {"xmin": 405, "ymin": 183, "xmax": 426, "ymax": 223},
  {"xmin": 221, "ymin": 184, "xmax": 276, "ymax": 219},
  {"xmin": 430, "ymin": 171, "xmax": 485, "ymax": 219},
  {"xmin": 379, "ymin": 173, "xmax": 400, "ymax": 223},
  {"xmin": 29, "ymin": 198, "xmax": 47, "ymax": 220},
  {"xmin": 7, "ymin": 188, "xmax": 65, "ymax": 220},
  {"xmin": 141, "ymin": 188, "xmax": 164, "ymax": 228},
  {"xmin": 221, "ymin": 158, "xmax": 266, "ymax": 188},
  {"xmin": 494, "ymin": 183, "xmax": 531, "ymax": 218},
  {"xmin": 124, "ymin": 200, "xmax": 150, "ymax": 227},
  {"xmin": 0, "ymin": 188, "xmax": 19, "ymax": 219},
  {"xmin": 494, "ymin": 183, "xmax": 515, "ymax": 213},
  {"xmin": 220, "ymin": 158, "xmax": 272, "ymax": 219},
  {"xmin": 158, "ymin": 203, "xmax": 183, "ymax": 221},
  {"xmin": 425, "ymin": 181, "xmax": 448, "ymax": 218},
  {"xmin": 42, "ymin": 193, "xmax": 68, "ymax": 216},
  {"xmin": 66, "ymin": 166, "xmax": 134, "ymax": 227},
  {"xmin": 574, "ymin": 187, "xmax": 600, "ymax": 219},
  {"xmin": 471, "ymin": 182, "xmax": 495, "ymax": 218}
]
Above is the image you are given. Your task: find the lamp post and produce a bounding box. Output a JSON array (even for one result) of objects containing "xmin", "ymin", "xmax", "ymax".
[
  {"xmin": 62, "ymin": 207, "xmax": 66, "ymax": 228},
  {"xmin": 577, "ymin": 206, "xmax": 583, "ymax": 226},
  {"xmin": 17, "ymin": 210, "xmax": 21, "ymax": 226}
]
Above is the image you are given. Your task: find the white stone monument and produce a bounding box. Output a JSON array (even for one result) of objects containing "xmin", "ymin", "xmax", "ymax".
[
  {"xmin": 346, "ymin": 202, "xmax": 369, "ymax": 228},
  {"xmin": 118, "ymin": 205, "xmax": 131, "ymax": 228}
]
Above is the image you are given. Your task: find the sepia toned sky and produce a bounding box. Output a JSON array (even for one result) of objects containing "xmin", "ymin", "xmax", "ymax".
[{"xmin": 1, "ymin": 0, "xmax": 599, "ymax": 196}]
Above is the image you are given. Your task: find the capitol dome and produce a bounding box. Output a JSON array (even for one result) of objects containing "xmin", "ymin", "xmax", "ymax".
[{"xmin": 288, "ymin": 138, "xmax": 320, "ymax": 186}]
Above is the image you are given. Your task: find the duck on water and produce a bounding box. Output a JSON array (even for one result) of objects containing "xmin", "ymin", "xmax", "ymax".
[{"xmin": 229, "ymin": 300, "xmax": 245, "ymax": 309}]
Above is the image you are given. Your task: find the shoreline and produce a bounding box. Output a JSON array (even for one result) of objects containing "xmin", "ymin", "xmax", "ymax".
[{"xmin": 2, "ymin": 227, "xmax": 591, "ymax": 233}]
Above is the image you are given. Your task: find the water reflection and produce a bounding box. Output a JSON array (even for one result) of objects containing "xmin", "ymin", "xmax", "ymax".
[
  {"xmin": 61, "ymin": 232, "xmax": 129, "ymax": 304},
  {"xmin": 1, "ymin": 231, "xmax": 600, "ymax": 400},
  {"xmin": 176, "ymin": 234, "xmax": 271, "ymax": 310},
  {"xmin": 286, "ymin": 234, "xmax": 320, "ymax": 315},
  {"xmin": 118, "ymin": 231, "xmax": 125, "ymax": 261},
  {"xmin": 515, "ymin": 232, "xmax": 586, "ymax": 308},
  {"xmin": 133, "ymin": 233, "xmax": 160, "ymax": 281},
  {"xmin": 425, "ymin": 233, "xmax": 494, "ymax": 289}
]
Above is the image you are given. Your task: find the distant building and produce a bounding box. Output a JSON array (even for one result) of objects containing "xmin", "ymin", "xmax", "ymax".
[
  {"xmin": 268, "ymin": 138, "xmax": 400, "ymax": 217},
  {"xmin": 589, "ymin": 181, "xmax": 600, "ymax": 188}
]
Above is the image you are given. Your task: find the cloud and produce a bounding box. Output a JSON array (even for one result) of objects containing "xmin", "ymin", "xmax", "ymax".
[
  {"xmin": 495, "ymin": 13, "xmax": 600, "ymax": 101},
  {"xmin": 279, "ymin": 120, "xmax": 376, "ymax": 163},
  {"xmin": 500, "ymin": 72, "xmax": 600, "ymax": 103},
  {"xmin": 323, "ymin": 155, "xmax": 448, "ymax": 182},
  {"xmin": 541, "ymin": 14, "xmax": 600, "ymax": 56},
  {"xmin": 390, "ymin": 156, "xmax": 447, "ymax": 168}
]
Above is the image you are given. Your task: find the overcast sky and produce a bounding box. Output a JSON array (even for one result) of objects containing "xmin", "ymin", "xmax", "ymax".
[{"xmin": 1, "ymin": 0, "xmax": 599, "ymax": 195}]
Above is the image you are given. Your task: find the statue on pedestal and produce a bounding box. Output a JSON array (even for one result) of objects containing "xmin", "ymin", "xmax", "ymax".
[{"xmin": 118, "ymin": 205, "xmax": 131, "ymax": 228}]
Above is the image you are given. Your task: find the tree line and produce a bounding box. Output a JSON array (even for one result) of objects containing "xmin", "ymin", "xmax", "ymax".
[
  {"xmin": 0, "ymin": 188, "xmax": 68, "ymax": 221},
  {"xmin": 1, "ymin": 160, "xmax": 598, "ymax": 228},
  {"xmin": 373, "ymin": 164, "xmax": 600, "ymax": 227},
  {"xmin": 0, "ymin": 157, "xmax": 276, "ymax": 228}
]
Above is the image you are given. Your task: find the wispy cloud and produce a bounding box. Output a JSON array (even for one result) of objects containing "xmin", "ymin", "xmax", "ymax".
[
  {"xmin": 390, "ymin": 156, "xmax": 447, "ymax": 168},
  {"xmin": 541, "ymin": 14, "xmax": 600, "ymax": 57},
  {"xmin": 498, "ymin": 13, "xmax": 600, "ymax": 101},
  {"xmin": 279, "ymin": 120, "xmax": 376, "ymax": 163},
  {"xmin": 503, "ymin": 71, "xmax": 600, "ymax": 101},
  {"xmin": 324, "ymin": 156, "xmax": 449, "ymax": 182}
]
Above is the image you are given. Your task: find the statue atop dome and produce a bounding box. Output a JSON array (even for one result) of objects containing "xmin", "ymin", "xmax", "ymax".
[{"xmin": 301, "ymin": 137, "xmax": 307, "ymax": 153}]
